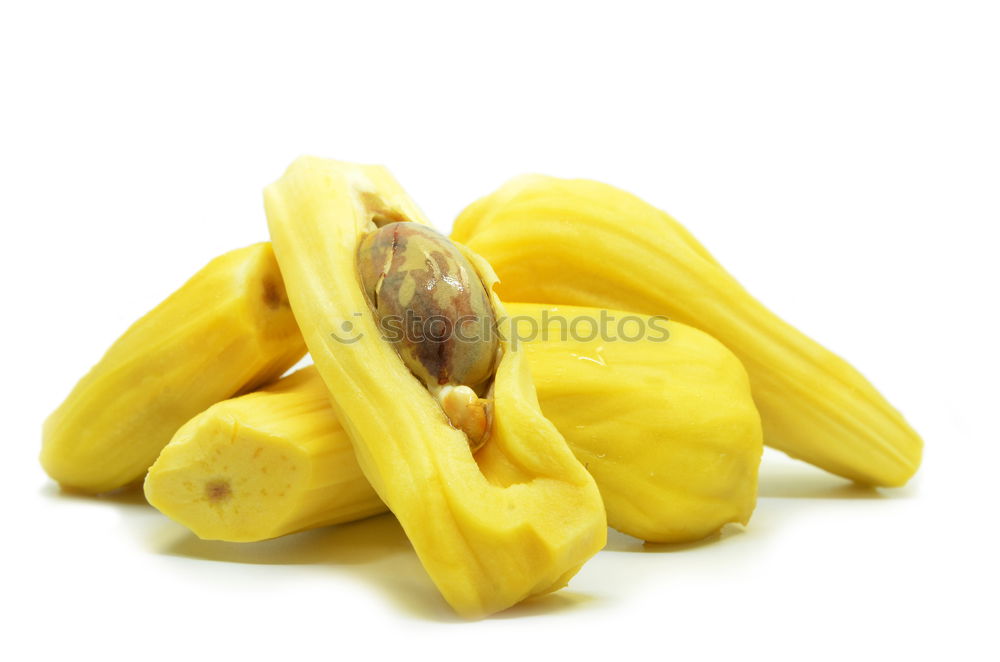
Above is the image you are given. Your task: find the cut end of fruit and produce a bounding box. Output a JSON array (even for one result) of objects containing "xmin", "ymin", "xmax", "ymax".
[{"xmin": 144, "ymin": 410, "xmax": 309, "ymax": 542}]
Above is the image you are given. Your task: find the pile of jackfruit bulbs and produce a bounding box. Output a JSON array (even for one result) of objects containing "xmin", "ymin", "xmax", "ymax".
[{"xmin": 42, "ymin": 157, "xmax": 922, "ymax": 618}]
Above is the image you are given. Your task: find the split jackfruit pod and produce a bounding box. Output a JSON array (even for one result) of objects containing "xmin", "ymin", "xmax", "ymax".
[
  {"xmin": 265, "ymin": 157, "xmax": 606, "ymax": 617},
  {"xmin": 452, "ymin": 176, "xmax": 923, "ymax": 487},
  {"xmin": 145, "ymin": 303, "xmax": 762, "ymax": 545},
  {"xmin": 41, "ymin": 243, "xmax": 307, "ymax": 493}
]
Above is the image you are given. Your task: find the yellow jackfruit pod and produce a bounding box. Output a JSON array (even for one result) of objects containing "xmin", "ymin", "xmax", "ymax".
[
  {"xmin": 452, "ymin": 176, "xmax": 923, "ymax": 487},
  {"xmin": 41, "ymin": 243, "xmax": 307, "ymax": 493},
  {"xmin": 519, "ymin": 303, "xmax": 761, "ymax": 541},
  {"xmin": 264, "ymin": 157, "xmax": 606, "ymax": 618},
  {"xmin": 145, "ymin": 368, "xmax": 384, "ymax": 541},
  {"xmin": 145, "ymin": 303, "xmax": 761, "ymax": 545}
]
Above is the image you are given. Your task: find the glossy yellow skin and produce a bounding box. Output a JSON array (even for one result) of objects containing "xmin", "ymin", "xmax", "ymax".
[
  {"xmin": 264, "ymin": 158, "xmax": 606, "ymax": 618},
  {"xmin": 452, "ymin": 176, "xmax": 923, "ymax": 487},
  {"xmin": 520, "ymin": 304, "xmax": 761, "ymax": 541},
  {"xmin": 146, "ymin": 304, "xmax": 761, "ymax": 545},
  {"xmin": 41, "ymin": 243, "xmax": 306, "ymax": 493}
]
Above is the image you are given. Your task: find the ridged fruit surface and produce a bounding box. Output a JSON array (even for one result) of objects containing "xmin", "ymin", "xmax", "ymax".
[
  {"xmin": 41, "ymin": 243, "xmax": 306, "ymax": 493},
  {"xmin": 265, "ymin": 157, "xmax": 606, "ymax": 618},
  {"xmin": 518, "ymin": 303, "xmax": 761, "ymax": 541},
  {"xmin": 452, "ymin": 176, "xmax": 922, "ymax": 487}
]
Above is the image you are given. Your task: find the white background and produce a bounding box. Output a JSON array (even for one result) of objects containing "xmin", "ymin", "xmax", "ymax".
[{"xmin": 2, "ymin": 1, "xmax": 998, "ymax": 660}]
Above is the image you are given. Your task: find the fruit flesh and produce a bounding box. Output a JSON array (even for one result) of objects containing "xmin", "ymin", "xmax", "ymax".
[
  {"xmin": 144, "ymin": 368, "xmax": 384, "ymax": 542},
  {"xmin": 451, "ymin": 176, "xmax": 923, "ymax": 487},
  {"xmin": 265, "ymin": 157, "xmax": 606, "ymax": 617},
  {"xmin": 521, "ymin": 304, "xmax": 761, "ymax": 542},
  {"xmin": 146, "ymin": 304, "xmax": 762, "ymax": 545},
  {"xmin": 41, "ymin": 243, "xmax": 307, "ymax": 493}
]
